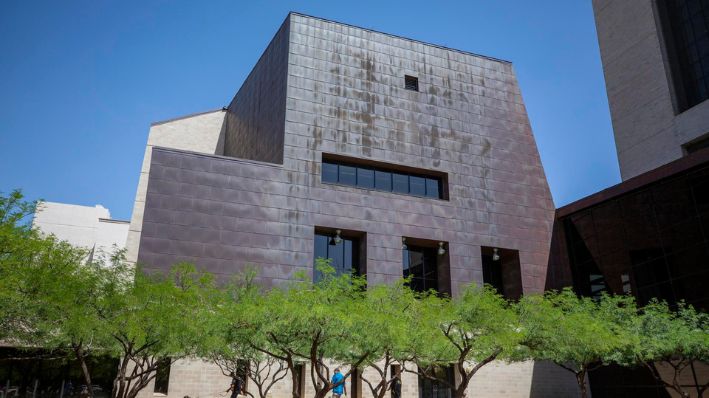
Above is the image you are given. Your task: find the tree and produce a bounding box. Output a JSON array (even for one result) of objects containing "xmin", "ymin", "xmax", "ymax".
[
  {"xmin": 633, "ymin": 299, "xmax": 709, "ymax": 397},
  {"xmin": 406, "ymin": 285, "xmax": 522, "ymax": 398},
  {"xmin": 94, "ymin": 262, "xmax": 215, "ymax": 398},
  {"xmin": 266, "ymin": 261, "xmax": 374, "ymax": 398},
  {"xmin": 203, "ymin": 270, "xmax": 291, "ymax": 398},
  {"xmin": 0, "ymin": 190, "xmax": 107, "ymax": 396},
  {"xmin": 356, "ymin": 281, "xmax": 414, "ymax": 398},
  {"xmin": 518, "ymin": 289, "xmax": 634, "ymax": 398}
]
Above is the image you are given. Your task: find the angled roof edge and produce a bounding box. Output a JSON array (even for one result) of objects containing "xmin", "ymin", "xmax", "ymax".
[
  {"xmin": 289, "ymin": 11, "xmax": 512, "ymax": 65},
  {"xmin": 150, "ymin": 108, "xmax": 225, "ymax": 127}
]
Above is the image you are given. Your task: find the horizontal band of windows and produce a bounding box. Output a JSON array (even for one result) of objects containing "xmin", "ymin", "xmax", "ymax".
[{"xmin": 321, "ymin": 159, "xmax": 446, "ymax": 199}]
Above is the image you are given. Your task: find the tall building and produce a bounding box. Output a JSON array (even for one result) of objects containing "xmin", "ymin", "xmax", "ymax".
[
  {"xmin": 594, "ymin": 0, "xmax": 709, "ymax": 180},
  {"xmin": 548, "ymin": 0, "xmax": 709, "ymax": 396},
  {"xmin": 33, "ymin": 201, "xmax": 129, "ymax": 261},
  {"xmin": 127, "ymin": 12, "xmax": 578, "ymax": 398}
]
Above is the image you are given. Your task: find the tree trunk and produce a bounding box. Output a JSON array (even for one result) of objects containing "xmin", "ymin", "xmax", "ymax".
[
  {"xmin": 575, "ymin": 370, "xmax": 587, "ymax": 398},
  {"xmin": 289, "ymin": 361, "xmax": 301, "ymax": 398},
  {"xmin": 73, "ymin": 344, "xmax": 94, "ymax": 398}
]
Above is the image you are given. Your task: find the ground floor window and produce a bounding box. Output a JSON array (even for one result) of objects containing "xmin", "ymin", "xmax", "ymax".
[
  {"xmin": 153, "ymin": 357, "xmax": 171, "ymax": 395},
  {"xmin": 403, "ymin": 245, "xmax": 439, "ymax": 293},
  {"xmin": 314, "ymin": 230, "xmax": 363, "ymax": 281},
  {"xmin": 418, "ymin": 366, "xmax": 453, "ymax": 398}
]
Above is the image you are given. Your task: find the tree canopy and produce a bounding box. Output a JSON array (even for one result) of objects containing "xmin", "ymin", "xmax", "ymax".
[{"xmin": 2, "ymin": 189, "xmax": 708, "ymax": 398}]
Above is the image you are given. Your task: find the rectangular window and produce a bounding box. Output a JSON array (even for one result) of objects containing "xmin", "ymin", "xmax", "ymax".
[
  {"xmin": 322, "ymin": 162, "xmax": 338, "ymax": 183},
  {"xmin": 659, "ymin": 0, "xmax": 709, "ymax": 111},
  {"xmin": 153, "ymin": 357, "xmax": 171, "ymax": 395},
  {"xmin": 403, "ymin": 245, "xmax": 439, "ymax": 293},
  {"xmin": 321, "ymin": 155, "xmax": 446, "ymax": 199},
  {"xmin": 425, "ymin": 178, "xmax": 440, "ymax": 198},
  {"xmin": 375, "ymin": 170, "xmax": 392, "ymax": 191},
  {"xmin": 418, "ymin": 366, "xmax": 453, "ymax": 398},
  {"xmin": 314, "ymin": 232, "xmax": 361, "ymax": 281},
  {"xmin": 339, "ymin": 165, "xmax": 357, "ymax": 186},
  {"xmin": 357, "ymin": 167, "xmax": 375, "ymax": 189},
  {"xmin": 405, "ymin": 75, "xmax": 419, "ymax": 91},
  {"xmin": 392, "ymin": 173, "xmax": 409, "ymax": 194}
]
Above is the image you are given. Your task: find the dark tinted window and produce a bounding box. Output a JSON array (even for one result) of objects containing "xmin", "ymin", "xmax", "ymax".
[
  {"xmin": 409, "ymin": 176, "xmax": 426, "ymax": 196},
  {"xmin": 405, "ymin": 75, "xmax": 419, "ymax": 91},
  {"xmin": 661, "ymin": 0, "xmax": 709, "ymax": 111},
  {"xmin": 339, "ymin": 165, "xmax": 356, "ymax": 185},
  {"xmin": 403, "ymin": 246, "xmax": 438, "ymax": 292},
  {"xmin": 357, "ymin": 167, "xmax": 375, "ymax": 189},
  {"xmin": 154, "ymin": 357, "xmax": 171, "ymax": 394},
  {"xmin": 321, "ymin": 158, "xmax": 445, "ymax": 199},
  {"xmin": 314, "ymin": 232, "xmax": 360, "ymax": 281},
  {"xmin": 426, "ymin": 178, "xmax": 440, "ymax": 198},
  {"xmin": 392, "ymin": 173, "xmax": 409, "ymax": 194},
  {"xmin": 322, "ymin": 162, "xmax": 338, "ymax": 183},
  {"xmin": 375, "ymin": 170, "xmax": 392, "ymax": 191}
]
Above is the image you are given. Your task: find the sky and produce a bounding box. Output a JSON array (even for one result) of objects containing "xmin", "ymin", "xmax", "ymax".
[{"xmin": 0, "ymin": 0, "xmax": 620, "ymax": 221}]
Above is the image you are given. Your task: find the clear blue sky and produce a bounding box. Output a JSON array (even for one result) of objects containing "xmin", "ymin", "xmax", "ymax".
[{"xmin": 0, "ymin": 0, "xmax": 619, "ymax": 221}]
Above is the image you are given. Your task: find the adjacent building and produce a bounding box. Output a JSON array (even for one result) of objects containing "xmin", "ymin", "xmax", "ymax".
[
  {"xmin": 548, "ymin": 0, "xmax": 709, "ymax": 396},
  {"xmin": 594, "ymin": 0, "xmax": 709, "ymax": 180},
  {"xmin": 127, "ymin": 12, "xmax": 577, "ymax": 398},
  {"xmin": 33, "ymin": 201, "xmax": 129, "ymax": 261}
]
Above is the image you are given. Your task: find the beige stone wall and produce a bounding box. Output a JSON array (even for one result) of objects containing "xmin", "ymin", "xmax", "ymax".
[{"xmin": 135, "ymin": 358, "xmax": 582, "ymax": 398}]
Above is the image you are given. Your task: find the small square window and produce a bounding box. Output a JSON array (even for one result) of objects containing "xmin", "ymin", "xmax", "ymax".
[{"xmin": 405, "ymin": 75, "xmax": 419, "ymax": 91}]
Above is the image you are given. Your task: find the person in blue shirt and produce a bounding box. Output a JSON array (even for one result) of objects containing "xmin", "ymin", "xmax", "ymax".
[{"xmin": 330, "ymin": 368, "xmax": 347, "ymax": 398}]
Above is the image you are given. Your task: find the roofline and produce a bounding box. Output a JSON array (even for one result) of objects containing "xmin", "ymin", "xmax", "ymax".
[
  {"xmin": 556, "ymin": 147, "xmax": 709, "ymax": 218},
  {"xmin": 288, "ymin": 11, "xmax": 513, "ymax": 65},
  {"xmin": 150, "ymin": 108, "xmax": 225, "ymax": 127}
]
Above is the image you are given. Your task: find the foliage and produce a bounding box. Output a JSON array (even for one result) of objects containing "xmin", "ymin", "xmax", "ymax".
[
  {"xmin": 407, "ymin": 285, "xmax": 522, "ymax": 398},
  {"xmin": 4, "ymin": 190, "xmax": 709, "ymax": 398},
  {"xmin": 518, "ymin": 289, "xmax": 636, "ymax": 398},
  {"xmin": 356, "ymin": 280, "xmax": 415, "ymax": 398},
  {"xmin": 631, "ymin": 299, "xmax": 709, "ymax": 397}
]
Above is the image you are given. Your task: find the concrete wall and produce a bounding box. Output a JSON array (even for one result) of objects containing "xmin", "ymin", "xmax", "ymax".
[
  {"xmin": 223, "ymin": 17, "xmax": 290, "ymax": 164},
  {"xmin": 32, "ymin": 201, "xmax": 128, "ymax": 259},
  {"xmin": 593, "ymin": 0, "xmax": 709, "ymax": 180}
]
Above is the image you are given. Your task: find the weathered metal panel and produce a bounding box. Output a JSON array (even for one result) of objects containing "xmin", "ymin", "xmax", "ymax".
[{"xmin": 139, "ymin": 13, "xmax": 554, "ymax": 295}]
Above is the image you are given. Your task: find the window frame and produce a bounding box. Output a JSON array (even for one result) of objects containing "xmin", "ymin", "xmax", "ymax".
[{"xmin": 321, "ymin": 154, "xmax": 448, "ymax": 200}]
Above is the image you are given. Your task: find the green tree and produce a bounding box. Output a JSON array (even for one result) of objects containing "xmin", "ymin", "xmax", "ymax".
[
  {"xmin": 203, "ymin": 269, "xmax": 291, "ymax": 398},
  {"xmin": 407, "ymin": 285, "xmax": 522, "ymax": 398},
  {"xmin": 632, "ymin": 299, "xmax": 709, "ymax": 397},
  {"xmin": 519, "ymin": 289, "xmax": 634, "ymax": 398},
  {"xmin": 356, "ymin": 281, "xmax": 414, "ymax": 398},
  {"xmin": 94, "ymin": 262, "xmax": 215, "ymax": 398},
  {"xmin": 0, "ymin": 190, "xmax": 106, "ymax": 396},
  {"xmin": 238, "ymin": 260, "xmax": 377, "ymax": 398}
]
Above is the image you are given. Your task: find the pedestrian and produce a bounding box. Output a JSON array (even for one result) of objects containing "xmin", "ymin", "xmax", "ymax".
[{"xmin": 330, "ymin": 368, "xmax": 346, "ymax": 398}]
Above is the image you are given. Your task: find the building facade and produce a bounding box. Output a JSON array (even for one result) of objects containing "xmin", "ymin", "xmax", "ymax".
[
  {"xmin": 548, "ymin": 0, "xmax": 709, "ymax": 396},
  {"xmin": 127, "ymin": 12, "xmax": 579, "ymax": 398},
  {"xmin": 33, "ymin": 201, "xmax": 129, "ymax": 261},
  {"xmin": 593, "ymin": 0, "xmax": 709, "ymax": 180}
]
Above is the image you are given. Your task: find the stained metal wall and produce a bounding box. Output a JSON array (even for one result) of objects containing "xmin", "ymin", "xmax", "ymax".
[{"xmin": 138, "ymin": 13, "xmax": 555, "ymax": 295}]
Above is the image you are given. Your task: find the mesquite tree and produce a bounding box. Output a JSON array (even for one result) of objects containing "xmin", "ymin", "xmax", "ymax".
[
  {"xmin": 356, "ymin": 281, "xmax": 414, "ymax": 398},
  {"xmin": 633, "ymin": 299, "xmax": 709, "ymax": 397},
  {"xmin": 519, "ymin": 289, "xmax": 634, "ymax": 398},
  {"xmin": 95, "ymin": 262, "xmax": 214, "ymax": 398},
  {"xmin": 407, "ymin": 285, "xmax": 522, "ymax": 398}
]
